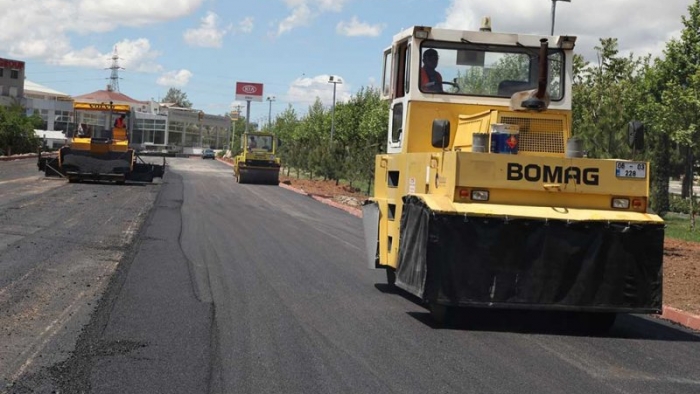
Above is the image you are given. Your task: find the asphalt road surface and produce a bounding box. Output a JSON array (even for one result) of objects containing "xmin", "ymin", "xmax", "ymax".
[
  {"xmin": 0, "ymin": 157, "xmax": 160, "ymax": 392},
  {"xmin": 2, "ymin": 157, "xmax": 700, "ymax": 394}
]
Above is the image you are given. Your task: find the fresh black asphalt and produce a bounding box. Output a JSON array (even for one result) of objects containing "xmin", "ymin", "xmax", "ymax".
[{"xmin": 4, "ymin": 157, "xmax": 700, "ymax": 394}]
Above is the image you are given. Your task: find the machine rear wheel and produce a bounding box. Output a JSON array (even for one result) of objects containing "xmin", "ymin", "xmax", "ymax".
[
  {"xmin": 585, "ymin": 312, "xmax": 617, "ymax": 335},
  {"xmin": 386, "ymin": 268, "xmax": 396, "ymax": 286},
  {"xmin": 430, "ymin": 303, "xmax": 455, "ymax": 325}
]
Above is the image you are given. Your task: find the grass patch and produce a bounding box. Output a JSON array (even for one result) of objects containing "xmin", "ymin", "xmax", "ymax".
[{"xmin": 663, "ymin": 213, "xmax": 700, "ymax": 243}]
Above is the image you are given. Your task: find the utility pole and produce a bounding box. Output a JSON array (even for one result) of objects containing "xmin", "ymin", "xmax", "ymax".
[
  {"xmin": 328, "ymin": 75, "xmax": 343, "ymax": 146},
  {"xmin": 550, "ymin": 0, "xmax": 571, "ymax": 36}
]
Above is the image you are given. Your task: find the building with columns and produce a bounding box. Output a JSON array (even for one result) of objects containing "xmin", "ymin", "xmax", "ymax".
[{"xmin": 1, "ymin": 54, "xmax": 232, "ymax": 154}]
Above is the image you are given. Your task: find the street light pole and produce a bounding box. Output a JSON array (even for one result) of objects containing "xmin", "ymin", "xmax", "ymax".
[
  {"xmin": 550, "ymin": 0, "xmax": 571, "ymax": 36},
  {"xmin": 244, "ymin": 100, "xmax": 251, "ymax": 133},
  {"xmin": 328, "ymin": 75, "xmax": 343, "ymax": 146},
  {"xmin": 266, "ymin": 95, "xmax": 276, "ymax": 131},
  {"xmin": 198, "ymin": 110, "xmax": 204, "ymax": 148},
  {"xmin": 230, "ymin": 105, "xmax": 241, "ymax": 153}
]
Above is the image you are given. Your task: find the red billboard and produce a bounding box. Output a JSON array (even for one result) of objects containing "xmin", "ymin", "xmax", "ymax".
[{"xmin": 235, "ymin": 82, "xmax": 264, "ymax": 102}]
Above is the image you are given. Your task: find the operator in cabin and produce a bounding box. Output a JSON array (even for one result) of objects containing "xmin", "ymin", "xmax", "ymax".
[
  {"xmin": 248, "ymin": 136, "xmax": 257, "ymax": 151},
  {"xmin": 114, "ymin": 114, "xmax": 126, "ymax": 128},
  {"xmin": 420, "ymin": 48, "xmax": 443, "ymax": 93}
]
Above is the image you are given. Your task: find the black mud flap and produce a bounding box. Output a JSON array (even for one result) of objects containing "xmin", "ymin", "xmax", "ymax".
[
  {"xmin": 38, "ymin": 155, "xmax": 64, "ymax": 177},
  {"xmin": 362, "ymin": 201, "xmax": 380, "ymax": 269},
  {"xmin": 395, "ymin": 196, "xmax": 664, "ymax": 313},
  {"xmin": 127, "ymin": 158, "xmax": 166, "ymax": 182},
  {"xmin": 60, "ymin": 148, "xmax": 133, "ymax": 175}
]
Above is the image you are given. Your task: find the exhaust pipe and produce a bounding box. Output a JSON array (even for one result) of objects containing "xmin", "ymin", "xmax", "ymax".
[
  {"xmin": 521, "ymin": 38, "xmax": 550, "ymax": 111},
  {"xmin": 535, "ymin": 38, "xmax": 549, "ymax": 100}
]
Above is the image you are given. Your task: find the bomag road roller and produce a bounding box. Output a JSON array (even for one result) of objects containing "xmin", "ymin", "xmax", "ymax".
[
  {"xmin": 234, "ymin": 131, "xmax": 281, "ymax": 184},
  {"xmin": 362, "ymin": 22, "xmax": 664, "ymax": 330},
  {"xmin": 38, "ymin": 102, "xmax": 165, "ymax": 183}
]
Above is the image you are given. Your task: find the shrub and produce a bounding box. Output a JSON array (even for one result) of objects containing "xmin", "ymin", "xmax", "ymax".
[{"xmin": 668, "ymin": 194, "xmax": 700, "ymax": 215}]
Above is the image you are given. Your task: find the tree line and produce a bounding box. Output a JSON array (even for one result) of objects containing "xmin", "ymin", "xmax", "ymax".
[
  {"xmin": 267, "ymin": 87, "xmax": 388, "ymax": 192},
  {"xmin": 263, "ymin": 1, "xmax": 699, "ymax": 215}
]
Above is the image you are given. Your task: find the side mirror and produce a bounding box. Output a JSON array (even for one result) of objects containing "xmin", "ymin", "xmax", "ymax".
[
  {"xmin": 276, "ymin": 138, "xmax": 283, "ymax": 147},
  {"xmin": 431, "ymin": 119, "xmax": 450, "ymax": 149},
  {"xmin": 628, "ymin": 121, "xmax": 644, "ymax": 151}
]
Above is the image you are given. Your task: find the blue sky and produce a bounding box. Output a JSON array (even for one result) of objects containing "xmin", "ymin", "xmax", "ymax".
[{"xmin": 0, "ymin": 0, "xmax": 692, "ymax": 125}]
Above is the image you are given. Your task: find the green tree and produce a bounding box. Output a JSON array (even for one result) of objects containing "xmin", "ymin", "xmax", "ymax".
[
  {"xmin": 654, "ymin": 0, "xmax": 700, "ymax": 199},
  {"xmin": 162, "ymin": 88, "xmax": 193, "ymax": 108},
  {"xmin": 0, "ymin": 103, "xmax": 42, "ymax": 155},
  {"xmin": 268, "ymin": 86, "xmax": 388, "ymax": 189},
  {"xmin": 341, "ymin": 87, "xmax": 388, "ymax": 189},
  {"xmin": 274, "ymin": 105, "xmax": 302, "ymax": 176},
  {"xmin": 572, "ymin": 38, "xmax": 648, "ymax": 159}
]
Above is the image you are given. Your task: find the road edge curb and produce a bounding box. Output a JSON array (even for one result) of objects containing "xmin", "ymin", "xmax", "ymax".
[
  {"xmin": 659, "ymin": 306, "xmax": 700, "ymax": 331},
  {"xmin": 278, "ymin": 182, "xmax": 363, "ymax": 218},
  {"xmin": 0, "ymin": 153, "xmax": 39, "ymax": 162}
]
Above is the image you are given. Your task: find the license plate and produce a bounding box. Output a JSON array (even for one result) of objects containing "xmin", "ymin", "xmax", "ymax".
[{"xmin": 616, "ymin": 161, "xmax": 646, "ymax": 178}]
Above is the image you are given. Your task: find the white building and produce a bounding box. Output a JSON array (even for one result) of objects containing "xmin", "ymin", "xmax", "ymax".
[
  {"xmin": 35, "ymin": 129, "xmax": 67, "ymax": 149},
  {"xmin": 23, "ymin": 80, "xmax": 74, "ymax": 131}
]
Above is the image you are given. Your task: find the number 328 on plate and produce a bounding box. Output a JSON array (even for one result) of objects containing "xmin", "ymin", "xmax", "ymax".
[{"xmin": 615, "ymin": 161, "xmax": 646, "ymax": 179}]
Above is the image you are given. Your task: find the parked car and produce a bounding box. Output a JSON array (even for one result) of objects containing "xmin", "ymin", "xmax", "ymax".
[{"xmin": 202, "ymin": 149, "xmax": 216, "ymax": 159}]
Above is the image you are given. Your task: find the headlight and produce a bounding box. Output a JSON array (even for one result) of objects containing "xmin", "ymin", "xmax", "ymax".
[
  {"xmin": 471, "ymin": 190, "xmax": 490, "ymax": 201},
  {"xmin": 611, "ymin": 198, "xmax": 630, "ymax": 209}
]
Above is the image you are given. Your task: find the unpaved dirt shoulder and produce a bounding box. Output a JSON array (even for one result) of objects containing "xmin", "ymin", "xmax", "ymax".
[{"xmin": 663, "ymin": 238, "xmax": 700, "ymax": 316}]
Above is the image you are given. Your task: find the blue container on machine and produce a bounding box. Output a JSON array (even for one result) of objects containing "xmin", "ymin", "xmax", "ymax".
[{"xmin": 489, "ymin": 124, "xmax": 520, "ymax": 154}]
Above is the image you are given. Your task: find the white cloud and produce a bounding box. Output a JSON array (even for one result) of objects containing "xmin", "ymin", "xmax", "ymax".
[
  {"xmin": 316, "ymin": 0, "xmax": 350, "ymax": 13},
  {"xmin": 184, "ymin": 12, "xmax": 229, "ymax": 47},
  {"xmin": 52, "ymin": 39, "xmax": 162, "ymax": 73},
  {"xmin": 285, "ymin": 74, "xmax": 351, "ymax": 106},
  {"xmin": 235, "ymin": 17, "xmax": 254, "ymax": 34},
  {"xmin": 278, "ymin": 4, "xmax": 313, "ymax": 35},
  {"xmin": 77, "ymin": 0, "xmax": 205, "ymax": 28},
  {"xmin": 157, "ymin": 69, "xmax": 194, "ymax": 87},
  {"xmin": 277, "ymin": 0, "xmax": 351, "ymax": 36},
  {"xmin": 54, "ymin": 46, "xmax": 104, "ymax": 69},
  {"xmin": 115, "ymin": 39, "xmax": 163, "ymax": 72},
  {"xmin": 0, "ymin": 0, "xmax": 203, "ymax": 69},
  {"xmin": 336, "ymin": 17, "xmax": 384, "ymax": 37},
  {"xmin": 436, "ymin": 0, "xmax": 690, "ymax": 62}
]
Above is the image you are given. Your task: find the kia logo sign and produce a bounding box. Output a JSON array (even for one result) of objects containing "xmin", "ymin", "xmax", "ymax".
[{"xmin": 235, "ymin": 82, "xmax": 264, "ymax": 102}]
